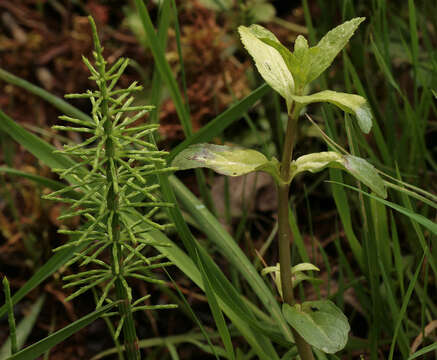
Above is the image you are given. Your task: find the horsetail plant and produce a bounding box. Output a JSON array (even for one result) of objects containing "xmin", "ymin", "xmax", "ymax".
[
  {"xmin": 43, "ymin": 17, "xmax": 176, "ymax": 359},
  {"xmin": 173, "ymin": 18, "xmax": 387, "ymax": 359}
]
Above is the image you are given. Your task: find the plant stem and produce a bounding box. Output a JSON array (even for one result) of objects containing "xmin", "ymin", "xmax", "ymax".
[
  {"xmin": 95, "ymin": 34, "xmax": 140, "ymax": 359},
  {"xmin": 278, "ymin": 106, "xmax": 315, "ymax": 360},
  {"xmin": 103, "ymin": 93, "xmax": 140, "ymax": 359}
]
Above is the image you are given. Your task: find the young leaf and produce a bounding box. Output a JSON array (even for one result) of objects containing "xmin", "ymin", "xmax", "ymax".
[
  {"xmin": 343, "ymin": 155, "xmax": 387, "ymax": 198},
  {"xmin": 282, "ymin": 300, "xmax": 350, "ymax": 354},
  {"xmin": 292, "ymin": 152, "xmax": 387, "ymax": 198},
  {"xmin": 291, "ymin": 262, "xmax": 320, "ymax": 273},
  {"xmin": 291, "ymin": 90, "xmax": 372, "ymax": 133},
  {"xmin": 254, "ymin": 18, "xmax": 364, "ymax": 93},
  {"xmin": 172, "ymin": 143, "xmax": 270, "ymax": 177},
  {"xmin": 261, "ymin": 34, "xmax": 314, "ymax": 92},
  {"xmin": 238, "ymin": 25, "xmax": 295, "ymax": 110},
  {"xmin": 306, "ymin": 17, "xmax": 365, "ymax": 84},
  {"xmin": 293, "ymin": 151, "xmax": 344, "ymax": 174}
]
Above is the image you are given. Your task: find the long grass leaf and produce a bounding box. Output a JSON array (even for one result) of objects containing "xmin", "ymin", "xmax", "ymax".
[
  {"xmin": 388, "ymin": 255, "xmax": 425, "ymax": 360},
  {"xmin": 169, "ymin": 175, "xmax": 293, "ymax": 342},
  {"xmin": 6, "ymin": 302, "xmax": 118, "ymax": 360},
  {"xmin": 0, "ymin": 69, "xmax": 90, "ymax": 123},
  {"xmin": 168, "ymin": 84, "xmax": 269, "ymax": 161},
  {"xmin": 0, "ymin": 295, "xmax": 45, "ymax": 358}
]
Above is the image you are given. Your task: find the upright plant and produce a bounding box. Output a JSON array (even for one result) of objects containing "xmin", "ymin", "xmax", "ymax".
[
  {"xmin": 172, "ymin": 18, "xmax": 387, "ymax": 358},
  {"xmin": 43, "ymin": 17, "xmax": 175, "ymax": 360}
]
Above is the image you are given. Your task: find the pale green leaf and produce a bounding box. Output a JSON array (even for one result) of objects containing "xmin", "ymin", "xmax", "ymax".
[
  {"xmin": 283, "ymin": 300, "xmax": 350, "ymax": 354},
  {"xmin": 343, "ymin": 155, "xmax": 387, "ymax": 198},
  {"xmin": 261, "ymin": 262, "xmax": 319, "ymax": 277},
  {"xmin": 290, "ymin": 90, "xmax": 372, "ymax": 133},
  {"xmin": 260, "ymin": 18, "xmax": 364, "ymax": 90},
  {"xmin": 293, "ymin": 151, "xmax": 343, "ymax": 174},
  {"xmin": 257, "ymin": 36, "xmax": 307, "ymax": 94},
  {"xmin": 239, "ymin": 25, "xmax": 295, "ymax": 109},
  {"xmin": 307, "ymin": 17, "xmax": 365, "ymax": 84},
  {"xmin": 292, "ymin": 152, "xmax": 387, "ymax": 198},
  {"xmin": 172, "ymin": 143, "xmax": 269, "ymax": 177},
  {"xmin": 291, "ymin": 263, "xmax": 320, "ymax": 273}
]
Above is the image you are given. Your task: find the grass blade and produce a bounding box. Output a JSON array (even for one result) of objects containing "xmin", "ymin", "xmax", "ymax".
[
  {"xmin": 0, "ymin": 69, "xmax": 90, "ymax": 123},
  {"xmin": 0, "ymin": 295, "xmax": 45, "ymax": 358},
  {"xmin": 0, "ymin": 167, "xmax": 66, "ymax": 191},
  {"xmin": 169, "ymin": 175, "xmax": 293, "ymax": 342},
  {"xmin": 168, "ymin": 84, "xmax": 270, "ymax": 161},
  {"xmin": 6, "ymin": 302, "xmax": 118, "ymax": 360},
  {"xmin": 388, "ymin": 255, "xmax": 425, "ymax": 360}
]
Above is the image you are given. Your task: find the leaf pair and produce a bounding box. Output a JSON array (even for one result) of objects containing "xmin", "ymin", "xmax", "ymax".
[
  {"xmin": 239, "ymin": 18, "xmax": 372, "ymax": 133},
  {"xmin": 261, "ymin": 262, "xmax": 321, "ymax": 298},
  {"xmin": 172, "ymin": 145, "xmax": 387, "ymax": 198}
]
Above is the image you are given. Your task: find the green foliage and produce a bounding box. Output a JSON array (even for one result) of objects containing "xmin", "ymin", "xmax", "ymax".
[
  {"xmin": 239, "ymin": 25, "xmax": 295, "ymax": 110},
  {"xmin": 282, "ymin": 300, "xmax": 350, "ymax": 354},
  {"xmin": 6, "ymin": 302, "xmax": 119, "ymax": 360},
  {"xmin": 172, "ymin": 143, "xmax": 269, "ymax": 176},
  {"xmin": 3, "ymin": 277, "xmax": 18, "ymax": 355},
  {"xmin": 43, "ymin": 17, "xmax": 174, "ymax": 308},
  {"xmin": 0, "ymin": 2, "xmax": 435, "ymax": 359},
  {"xmin": 239, "ymin": 18, "xmax": 365, "ymax": 95},
  {"xmin": 176, "ymin": 17, "xmax": 382, "ymax": 358},
  {"xmin": 291, "ymin": 152, "xmax": 387, "ymax": 198},
  {"xmin": 261, "ymin": 263, "xmax": 321, "ymax": 297},
  {"xmin": 172, "ymin": 143, "xmax": 281, "ymax": 182},
  {"xmin": 290, "ymin": 90, "xmax": 372, "ymax": 133},
  {"xmin": 0, "ymin": 295, "xmax": 45, "ymax": 358}
]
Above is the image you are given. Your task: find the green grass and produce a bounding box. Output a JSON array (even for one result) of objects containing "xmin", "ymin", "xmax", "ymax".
[{"xmin": 0, "ymin": 1, "xmax": 435, "ymax": 359}]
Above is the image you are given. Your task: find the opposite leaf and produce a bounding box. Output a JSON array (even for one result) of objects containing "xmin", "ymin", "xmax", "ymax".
[
  {"xmin": 307, "ymin": 17, "xmax": 365, "ymax": 84},
  {"xmin": 343, "ymin": 155, "xmax": 387, "ymax": 198},
  {"xmin": 239, "ymin": 25, "xmax": 295, "ymax": 110},
  {"xmin": 290, "ymin": 90, "xmax": 372, "ymax": 133},
  {"xmin": 283, "ymin": 300, "xmax": 350, "ymax": 354},
  {"xmin": 292, "ymin": 152, "xmax": 387, "ymax": 198},
  {"xmin": 260, "ymin": 18, "xmax": 364, "ymax": 90},
  {"xmin": 172, "ymin": 143, "xmax": 271, "ymax": 177}
]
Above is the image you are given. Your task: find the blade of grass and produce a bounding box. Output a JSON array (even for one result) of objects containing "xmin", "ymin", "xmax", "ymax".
[
  {"xmin": 168, "ymin": 83, "xmax": 269, "ymax": 162},
  {"xmin": 169, "ymin": 175, "xmax": 293, "ymax": 343},
  {"xmin": 0, "ymin": 243, "xmax": 85, "ymax": 319},
  {"xmin": 133, "ymin": 0, "xmax": 191, "ymax": 134},
  {"xmin": 164, "ymin": 269, "xmax": 221, "ymax": 360},
  {"xmin": 378, "ymin": 259, "xmax": 409, "ymax": 357},
  {"xmin": 328, "ymin": 181, "xmax": 437, "ymax": 236},
  {"xmin": 197, "ymin": 248, "xmax": 236, "ymax": 360},
  {"xmin": 0, "ymin": 295, "xmax": 45, "ymax": 358},
  {"xmin": 0, "ymin": 167, "xmax": 66, "ymax": 191},
  {"xmin": 328, "ymin": 181, "xmax": 437, "ymax": 274},
  {"xmin": 407, "ymin": 342, "xmax": 437, "ymax": 360},
  {"xmin": 92, "ymin": 332, "xmax": 229, "ymax": 360},
  {"xmin": 145, "ymin": 230, "xmax": 279, "ymax": 360},
  {"xmin": 0, "ymin": 110, "xmax": 76, "ymax": 171},
  {"xmin": 149, "ymin": 0, "xmax": 171, "ymax": 125},
  {"xmin": 388, "ymin": 254, "xmax": 425, "ymax": 360},
  {"xmin": 6, "ymin": 302, "xmax": 118, "ymax": 360},
  {"xmin": 329, "ymin": 169, "xmax": 364, "ymax": 270},
  {"xmin": 0, "ymin": 85, "xmax": 280, "ymax": 359},
  {"xmin": 0, "ymin": 69, "xmax": 90, "ymax": 123},
  {"xmin": 133, "ymin": 0, "xmax": 213, "ymax": 211}
]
